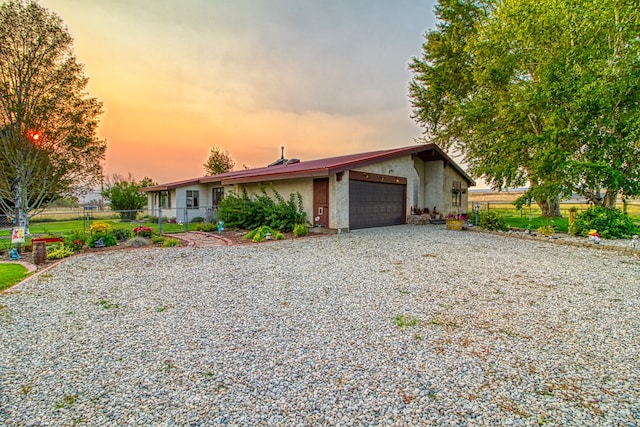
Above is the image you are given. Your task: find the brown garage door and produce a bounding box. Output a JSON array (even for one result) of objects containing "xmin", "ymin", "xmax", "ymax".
[{"xmin": 349, "ymin": 179, "xmax": 406, "ymax": 229}]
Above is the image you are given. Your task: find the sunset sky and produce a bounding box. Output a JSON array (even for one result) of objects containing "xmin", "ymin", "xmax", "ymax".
[{"xmin": 39, "ymin": 0, "xmax": 438, "ymax": 184}]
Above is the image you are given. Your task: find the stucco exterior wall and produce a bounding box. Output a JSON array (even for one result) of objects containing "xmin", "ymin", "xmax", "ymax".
[
  {"xmin": 411, "ymin": 158, "xmax": 425, "ymax": 211},
  {"xmin": 422, "ymin": 160, "xmax": 444, "ymax": 214},
  {"xmin": 442, "ymin": 164, "xmax": 470, "ymax": 216},
  {"xmin": 419, "ymin": 160, "xmax": 471, "ymax": 216},
  {"xmin": 171, "ymin": 184, "xmax": 210, "ymax": 222},
  {"xmin": 330, "ymin": 172, "xmax": 350, "ymax": 231},
  {"xmin": 147, "ymin": 189, "xmax": 178, "ymax": 219}
]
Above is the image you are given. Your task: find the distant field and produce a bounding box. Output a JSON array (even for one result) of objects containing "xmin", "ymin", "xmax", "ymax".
[
  {"xmin": 468, "ymin": 190, "xmax": 527, "ymax": 203},
  {"xmin": 467, "ymin": 192, "xmax": 640, "ymax": 231},
  {"xmin": 468, "ymin": 192, "xmax": 640, "ymax": 213}
]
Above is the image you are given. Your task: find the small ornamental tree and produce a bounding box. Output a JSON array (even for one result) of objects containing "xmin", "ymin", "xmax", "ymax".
[
  {"xmin": 204, "ymin": 146, "xmax": 235, "ymax": 175},
  {"xmin": 102, "ymin": 174, "xmax": 155, "ymax": 220}
]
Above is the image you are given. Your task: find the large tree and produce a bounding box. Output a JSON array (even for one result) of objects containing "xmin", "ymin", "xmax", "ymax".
[
  {"xmin": 0, "ymin": 0, "xmax": 106, "ymax": 228},
  {"xmin": 203, "ymin": 146, "xmax": 235, "ymax": 175},
  {"xmin": 410, "ymin": 0, "xmax": 640, "ymax": 216}
]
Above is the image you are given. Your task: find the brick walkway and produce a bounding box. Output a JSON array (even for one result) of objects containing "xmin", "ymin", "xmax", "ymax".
[{"xmin": 164, "ymin": 232, "xmax": 232, "ymax": 247}]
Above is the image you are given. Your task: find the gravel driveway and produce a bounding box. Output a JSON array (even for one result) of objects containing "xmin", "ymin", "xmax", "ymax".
[{"xmin": 1, "ymin": 225, "xmax": 639, "ymax": 426}]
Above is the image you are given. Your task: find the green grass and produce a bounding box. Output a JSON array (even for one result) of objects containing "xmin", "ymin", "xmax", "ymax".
[
  {"xmin": 0, "ymin": 219, "xmax": 192, "ymax": 236},
  {"xmin": 0, "ymin": 264, "xmax": 29, "ymax": 291},
  {"xmin": 496, "ymin": 211, "xmax": 569, "ymax": 232},
  {"xmin": 0, "ymin": 219, "xmax": 196, "ymax": 251},
  {"xmin": 469, "ymin": 202, "xmax": 640, "ymax": 233}
]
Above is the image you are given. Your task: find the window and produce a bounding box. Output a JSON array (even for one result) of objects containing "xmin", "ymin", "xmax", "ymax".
[
  {"xmin": 451, "ymin": 181, "xmax": 463, "ymax": 207},
  {"xmin": 452, "ymin": 191, "xmax": 462, "ymax": 207},
  {"xmin": 160, "ymin": 191, "xmax": 171, "ymax": 208},
  {"xmin": 186, "ymin": 190, "xmax": 199, "ymax": 209},
  {"xmin": 212, "ymin": 188, "xmax": 224, "ymax": 207}
]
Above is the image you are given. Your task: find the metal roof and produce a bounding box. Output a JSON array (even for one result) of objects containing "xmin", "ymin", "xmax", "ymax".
[{"xmin": 141, "ymin": 144, "xmax": 475, "ymax": 191}]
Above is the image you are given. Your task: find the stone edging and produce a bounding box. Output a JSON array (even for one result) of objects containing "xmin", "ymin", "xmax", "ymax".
[
  {"xmin": 1, "ymin": 259, "xmax": 64, "ymax": 294},
  {"xmin": 466, "ymin": 227, "xmax": 640, "ymax": 257}
]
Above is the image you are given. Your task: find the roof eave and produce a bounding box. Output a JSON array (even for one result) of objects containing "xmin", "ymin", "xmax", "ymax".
[{"xmin": 221, "ymin": 168, "xmax": 329, "ymax": 185}]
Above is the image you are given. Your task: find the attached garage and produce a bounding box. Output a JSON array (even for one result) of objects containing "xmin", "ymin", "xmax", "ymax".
[{"xmin": 349, "ymin": 171, "xmax": 406, "ymax": 230}]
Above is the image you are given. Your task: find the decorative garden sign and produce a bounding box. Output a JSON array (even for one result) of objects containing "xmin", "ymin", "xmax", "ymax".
[{"xmin": 11, "ymin": 227, "xmax": 25, "ymax": 244}]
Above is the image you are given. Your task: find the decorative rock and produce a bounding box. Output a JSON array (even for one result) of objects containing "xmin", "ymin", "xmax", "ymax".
[{"xmin": 1, "ymin": 226, "xmax": 639, "ymax": 425}]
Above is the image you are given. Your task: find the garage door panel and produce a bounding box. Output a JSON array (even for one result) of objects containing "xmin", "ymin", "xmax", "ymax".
[{"xmin": 349, "ymin": 180, "xmax": 405, "ymax": 229}]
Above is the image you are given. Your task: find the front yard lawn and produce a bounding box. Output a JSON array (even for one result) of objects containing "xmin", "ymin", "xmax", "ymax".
[{"xmin": 0, "ymin": 263, "xmax": 29, "ymax": 291}]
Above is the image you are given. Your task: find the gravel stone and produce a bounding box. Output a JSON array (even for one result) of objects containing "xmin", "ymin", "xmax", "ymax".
[{"xmin": 1, "ymin": 225, "xmax": 639, "ymax": 426}]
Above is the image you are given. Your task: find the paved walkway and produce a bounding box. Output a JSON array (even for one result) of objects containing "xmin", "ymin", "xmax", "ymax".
[{"xmin": 164, "ymin": 231, "xmax": 232, "ymax": 247}]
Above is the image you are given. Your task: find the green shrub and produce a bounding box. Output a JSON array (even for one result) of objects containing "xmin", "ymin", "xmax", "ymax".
[
  {"xmin": 112, "ymin": 228, "xmax": 132, "ymax": 241},
  {"xmin": 218, "ymin": 185, "xmax": 307, "ymax": 232},
  {"xmin": 191, "ymin": 217, "xmax": 205, "ymax": 223},
  {"xmin": 194, "ymin": 222, "xmax": 217, "ymax": 232},
  {"xmin": 65, "ymin": 230, "xmax": 88, "ymax": 249},
  {"xmin": 163, "ymin": 238, "xmax": 179, "ymax": 247},
  {"xmin": 151, "ymin": 235, "xmax": 165, "ymax": 244},
  {"xmin": 293, "ymin": 224, "xmax": 308, "ymax": 237},
  {"xmin": 47, "ymin": 245, "xmax": 74, "ymax": 260},
  {"xmin": 569, "ymin": 206, "xmax": 638, "ymax": 239},
  {"xmin": 69, "ymin": 239, "xmax": 85, "ymax": 252},
  {"xmin": 479, "ymin": 210, "xmax": 509, "ymax": 231},
  {"xmin": 67, "ymin": 229, "xmax": 89, "ymax": 242},
  {"xmin": 88, "ymin": 233, "xmax": 117, "ymax": 248},
  {"xmin": 245, "ymin": 225, "xmax": 284, "ymax": 242},
  {"xmin": 537, "ymin": 225, "xmax": 555, "ymax": 236}
]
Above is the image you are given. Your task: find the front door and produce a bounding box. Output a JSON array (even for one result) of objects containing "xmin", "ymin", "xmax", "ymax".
[{"xmin": 313, "ymin": 178, "xmax": 329, "ymax": 227}]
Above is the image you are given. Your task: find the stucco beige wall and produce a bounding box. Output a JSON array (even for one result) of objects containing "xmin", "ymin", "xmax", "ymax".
[
  {"xmin": 423, "ymin": 160, "xmax": 444, "ymax": 213},
  {"xmin": 418, "ymin": 160, "xmax": 469, "ymax": 216},
  {"xmin": 330, "ymin": 172, "xmax": 349, "ymax": 230},
  {"xmin": 442, "ymin": 165, "xmax": 469, "ymax": 216}
]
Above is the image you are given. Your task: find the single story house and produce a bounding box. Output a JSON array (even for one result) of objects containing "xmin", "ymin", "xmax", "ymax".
[{"xmin": 141, "ymin": 144, "xmax": 474, "ymax": 232}]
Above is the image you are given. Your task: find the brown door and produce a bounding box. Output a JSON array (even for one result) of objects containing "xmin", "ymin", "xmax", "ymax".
[{"xmin": 313, "ymin": 178, "xmax": 329, "ymax": 227}]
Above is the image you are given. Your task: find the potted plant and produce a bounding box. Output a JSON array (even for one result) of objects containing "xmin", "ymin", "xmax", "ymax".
[{"xmin": 445, "ymin": 214, "xmax": 466, "ymax": 230}]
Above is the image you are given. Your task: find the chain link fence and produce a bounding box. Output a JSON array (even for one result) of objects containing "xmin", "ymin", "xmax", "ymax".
[{"xmin": 0, "ymin": 206, "xmax": 220, "ymax": 250}]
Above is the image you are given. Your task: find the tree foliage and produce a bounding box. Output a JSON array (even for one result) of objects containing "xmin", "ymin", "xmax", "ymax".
[
  {"xmin": 102, "ymin": 174, "xmax": 155, "ymax": 220},
  {"xmin": 203, "ymin": 146, "xmax": 235, "ymax": 175},
  {"xmin": 410, "ymin": 0, "xmax": 640, "ymax": 216},
  {"xmin": 0, "ymin": 0, "xmax": 106, "ymax": 225}
]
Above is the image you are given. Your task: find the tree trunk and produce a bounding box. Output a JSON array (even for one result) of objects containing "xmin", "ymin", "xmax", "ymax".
[
  {"xmin": 537, "ymin": 196, "xmax": 562, "ymax": 218},
  {"xmin": 603, "ymin": 191, "xmax": 617, "ymax": 209}
]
